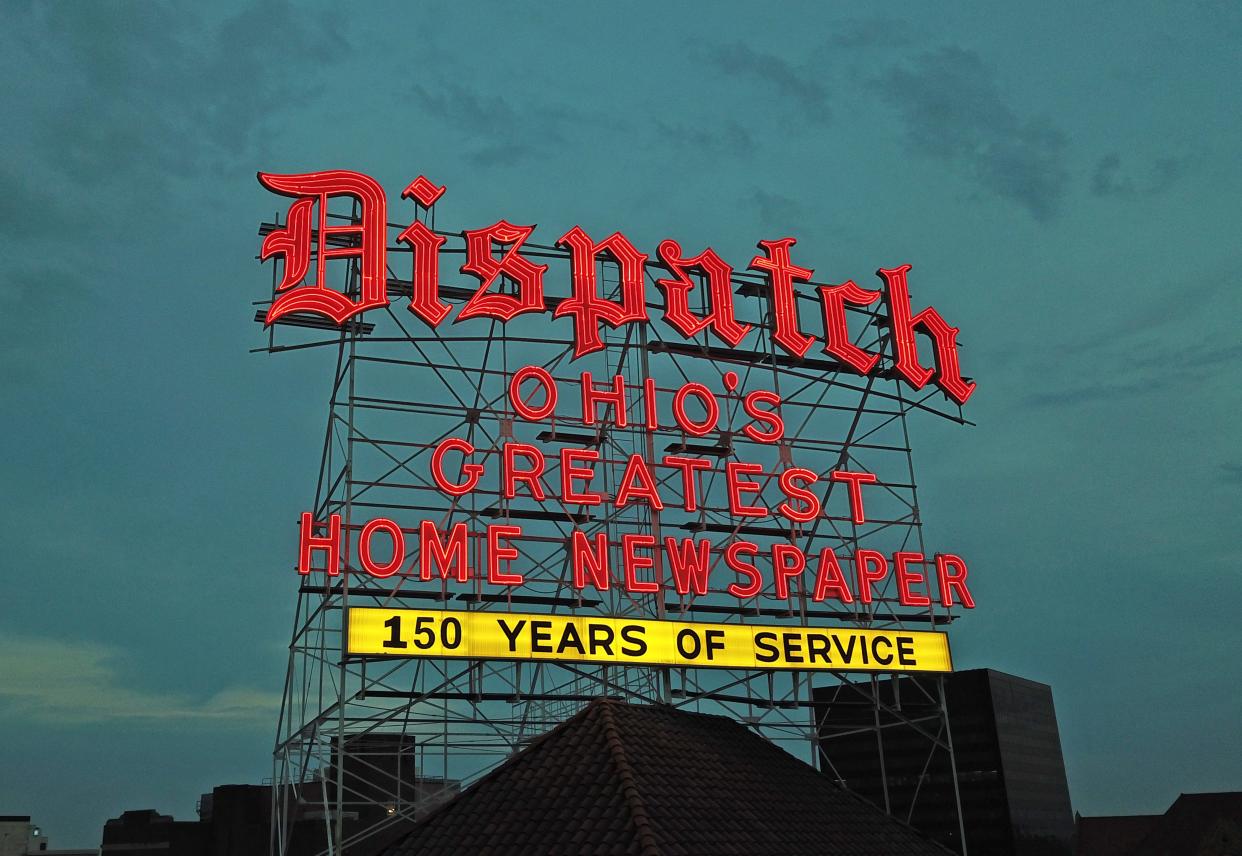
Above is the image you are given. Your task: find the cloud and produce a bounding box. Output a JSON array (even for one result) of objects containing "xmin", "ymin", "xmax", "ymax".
[
  {"xmin": 411, "ymin": 80, "xmax": 600, "ymax": 165},
  {"xmin": 1220, "ymin": 463, "xmax": 1242, "ymax": 486},
  {"xmin": 0, "ymin": 632, "xmax": 279, "ymax": 726},
  {"xmin": 873, "ymin": 47, "xmax": 1069, "ymax": 221},
  {"xmin": 654, "ymin": 120, "xmax": 757, "ymax": 158},
  {"xmin": 705, "ymin": 43, "xmax": 831, "ymax": 124},
  {"xmin": 7, "ymin": 1, "xmax": 345, "ymax": 188},
  {"xmin": 1091, "ymin": 153, "xmax": 1189, "ymax": 197}
]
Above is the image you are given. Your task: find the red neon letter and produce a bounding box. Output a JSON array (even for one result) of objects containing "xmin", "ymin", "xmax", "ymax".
[
  {"xmin": 358, "ymin": 518, "xmax": 405, "ymax": 578},
  {"xmin": 894, "ymin": 551, "xmax": 932, "ymax": 607},
  {"xmin": 749, "ymin": 238, "xmax": 814, "ymax": 358},
  {"xmin": 503, "ymin": 443, "xmax": 546, "ymax": 501},
  {"xmin": 580, "ymin": 372, "xmax": 628, "ymax": 428},
  {"xmin": 855, "ymin": 549, "xmax": 889, "ymax": 604},
  {"xmin": 622, "ymin": 533, "xmax": 659, "ymax": 593},
  {"xmin": 419, "ymin": 520, "xmax": 470, "ymax": 582},
  {"xmin": 571, "ymin": 530, "xmax": 610, "ymax": 591},
  {"xmin": 831, "ymin": 470, "xmax": 878, "ymax": 525},
  {"xmin": 655, "ymin": 239, "xmax": 752, "ymax": 347},
  {"xmin": 560, "ymin": 448, "xmax": 602, "ymax": 505},
  {"xmin": 260, "ymin": 170, "xmax": 389, "ymax": 326},
  {"xmin": 935, "ymin": 553, "xmax": 975, "ymax": 608},
  {"xmin": 878, "ymin": 265, "xmax": 976, "ymax": 405},
  {"xmin": 727, "ymin": 461, "xmax": 767, "ymax": 517},
  {"xmin": 742, "ymin": 390, "xmax": 785, "ymax": 443},
  {"xmin": 431, "ymin": 438, "xmax": 484, "ymax": 497},
  {"xmin": 664, "ymin": 537, "xmax": 712, "ymax": 596},
  {"xmin": 725, "ymin": 541, "xmax": 762, "ymax": 598},
  {"xmin": 819, "ymin": 280, "xmax": 881, "ymax": 374},
  {"xmin": 298, "ymin": 512, "xmax": 341, "ymax": 576},
  {"xmin": 671, "ymin": 382, "xmax": 719, "ymax": 436},
  {"xmin": 487, "ymin": 524, "xmax": 524, "ymax": 585},
  {"xmin": 509, "ymin": 365, "xmax": 558, "ymax": 421},
  {"xmin": 663, "ymin": 455, "xmax": 712, "ymax": 512},
  {"xmin": 777, "ymin": 467, "xmax": 821, "ymax": 523},
  {"xmin": 458, "ymin": 221, "xmax": 548, "ymax": 322},
  {"xmin": 616, "ymin": 455, "xmax": 665, "ymax": 510},
  {"xmin": 398, "ymin": 178, "xmax": 450, "ymax": 326},
  {"xmin": 812, "ymin": 549, "xmax": 854, "ymax": 604},
  {"xmin": 772, "ymin": 543, "xmax": 806, "ymax": 599},
  {"xmin": 555, "ymin": 227, "xmax": 649, "ymax": 357}
]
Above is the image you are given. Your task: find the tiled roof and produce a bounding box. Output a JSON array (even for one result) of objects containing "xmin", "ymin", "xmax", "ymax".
[{"xmin": 384, "ymin": 698, "xmax": 949, "ymax": 855}]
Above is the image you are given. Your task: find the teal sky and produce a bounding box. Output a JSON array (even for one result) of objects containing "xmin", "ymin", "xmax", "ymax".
[{"xmin": 2, "ymin": 1, "xmax": 1240, "ymax": 847}]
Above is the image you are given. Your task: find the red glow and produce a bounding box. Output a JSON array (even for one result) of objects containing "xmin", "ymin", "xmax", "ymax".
[
  {"xmin": 655, "ymin": 239, "xmax": 752, "ymax": 347},
  {"xmin": 878, "ymin": 265, "xmax": 976, "ymax": 405},
  {"xmin": 509, "ymin": 365, "xmax": 558, "ymax": 421},
  {"xmin": 749, "ymin": 238, "xmax": 815, "ymax": 357},
  {"xmin": 430, "ymin": 438, "xmax": 484, "ymax": 497},
  {"xmin": 818, "ymin": 280, "xmax": 881, "ymax": 374},
  {"xmin": 672, "ymin": 382, "xmax": 719, "ymax": 436},
  {"xmin": 502, "ymin": 443, "xmax": 546, "ymax": 501},
  {"xmin": 297, "ymin": 512, "xmax": 341, "ymax": 576},
  {"xmin": 616, "ymin": 455, "xmax": 665, "ymax": 510},
  {"xmin": 855, "ymin": 549, "xmax": 889, "ymax": 604},
  {"xmin": 777, "ymin": 468, "xmax": 821, "ymax": 523},
  {"xmin": 726, "ymin": 462, "xmax": 767, "ymax": 517},
  {"xmin": 935, "ymin": 553, "xmax": 975, "ymax": 608},
  {"xmin": 772, "ymin": 543, "xmax": 806, "ymax": 599},
  {"xmin": 571, "ymin": 530, "xmax": 611, "ymax": 591},
  {"xmin": 260, "ymin": 171, "xmax": 389, "ymax": 325},
  {"xmin": 458, "ymin": 221, "xmax": 548, "ymax": 323},
  {"xmin": 555, "ymin": 228, "xmax": 648, "ymax": 356},
  {"xmin": 663, "ymin": 455, "xmax": 712, "ymax": 512},
  {"xmin": 742, "ymin": 390, "xmax": 785, "ymax": 443},
  {"xmin": 580, "ymin": 372, "xmax": 628, "ymax": 428},
  {"xmin": 831, "ymin": 470, "xmax": 878, "ymax": 525},
  {"xmin": 664, "ymin": 536, "xmax": 712, "ymax": 596},
  {"xmin": 358, "ymin": 518, "xmax": 404, "ymax": 578},
  {"xmin": 419, "ymin": 520, "xmax": 470, "ymax": 582},
  {"xmin": 725, "ymin": 541, "xmax": 763, "ymax": 598},
  {"xmin": 621, "ymin": 533, "xmax": 659, "ymax": 593},
  {"xmin": 811, "ymin": 549, "xmax": 854, "ymax": 603},
  {"xmin": 894, "ymin": 551, "xmax": 932, "ymax": 607},
  {"xmin": 399, "ymin": 179, "xmax": 450, "ymax": 327},
  {"xmin": 487, "ymin": 524, "xmax": 524, "ymax": 585},
  {"xmin": 560, "ymin": 448, "xmax": 603, "ymax": 505}
]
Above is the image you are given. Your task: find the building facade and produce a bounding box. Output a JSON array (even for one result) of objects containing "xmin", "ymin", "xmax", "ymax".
[{"xmin": 816, "ymin": 668, "xmax": 1075, "ymax": 855}]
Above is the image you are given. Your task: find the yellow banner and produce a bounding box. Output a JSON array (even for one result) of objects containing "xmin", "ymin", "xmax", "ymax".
[{"xmin": 346, "ymin": 608, "xmax": 951, "ymax": 673}]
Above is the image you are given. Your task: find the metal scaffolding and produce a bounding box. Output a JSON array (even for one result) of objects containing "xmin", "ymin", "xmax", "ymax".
[{"xmin": 257, "ymin": 191, "xmax": 972, "ymax": 855}]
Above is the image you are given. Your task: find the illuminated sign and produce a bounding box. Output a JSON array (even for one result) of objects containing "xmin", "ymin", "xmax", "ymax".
[
  {"xmin": 259, "ymin": 168, "xmax": 977, "ymax": 677},
  {"xmin": 259, "ymin": 170, "xmax": 975, "ymax": 405},
  {"xmin": 347, "ymin": 608, "xmax": 953, "ymax": 673}
]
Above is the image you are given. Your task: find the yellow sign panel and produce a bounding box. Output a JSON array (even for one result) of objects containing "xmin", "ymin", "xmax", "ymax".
[{"xmin": 346, "ymin": 608, "xmax": 952, "ymax": 673}]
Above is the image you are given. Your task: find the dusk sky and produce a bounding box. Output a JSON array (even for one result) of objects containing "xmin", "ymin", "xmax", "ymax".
[{"xmin": 2, "ymin": 1, "xmax": 1240, "ymax": 847}]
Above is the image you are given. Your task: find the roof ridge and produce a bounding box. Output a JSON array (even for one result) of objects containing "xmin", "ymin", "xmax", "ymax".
[{"xmin": 598, "ymin": 700, "xmax": 661, "ymax": 856}]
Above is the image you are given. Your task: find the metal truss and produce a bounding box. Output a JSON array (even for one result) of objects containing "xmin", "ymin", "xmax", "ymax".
[{"xmin": 259, "ymin": 196, "xmax": 971, "ymax": 855}]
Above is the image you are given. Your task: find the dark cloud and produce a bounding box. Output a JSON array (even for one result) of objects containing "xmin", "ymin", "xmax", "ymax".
[
  {"xmin": 705, "ymin": 43, "xmax": 831, "ymax": 124},
  {"xmin": 1023, "ymin": 339, "xmax": 1241, "ymax": 408},
  {"xmin": 1220, "ymin": 463, "xmax": 1242, "ymax": 486},
  {"xmin": 873, "ymin": 47, "xmax": 1069, "ymax": 221},
  {"xmin": 747, "ymin": 188, "xmax": 811, "ymax": 233},
  {"xmin": 9, "ymin": 1, "xmax": 345, "ymax": 188},
  {"xmin": 1091, "ymin": 153, "xmax": 1189, "ymax": 197},
  {"xmin": 654, "ymin": 120, "xmax": 757, "ymax": 158},
  {"xmin": 410, "ymin": 81, "xmax": 600, "ymax": 165}
]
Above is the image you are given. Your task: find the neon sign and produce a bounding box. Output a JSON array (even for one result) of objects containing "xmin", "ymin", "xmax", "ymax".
[
  {"xmin": 259, "ymin": 169, "xmax": 975, "ymax": 404},
  {"xmin": 260, "ymin": 168, "xmax": 977, "ymax": 658}
]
